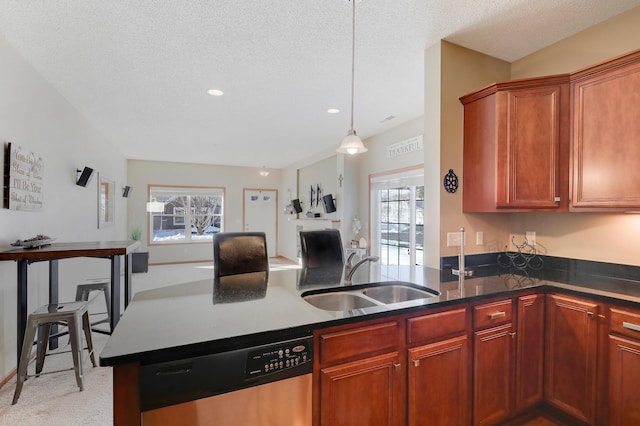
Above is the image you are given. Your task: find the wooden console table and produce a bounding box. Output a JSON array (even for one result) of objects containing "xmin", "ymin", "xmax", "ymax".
[{"xmin": 0, "ymin": 240, "xmax": 140, "ymax": 365}]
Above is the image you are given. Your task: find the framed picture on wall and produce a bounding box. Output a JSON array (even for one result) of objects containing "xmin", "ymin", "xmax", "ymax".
[{"xmin": 98, "ymin": 173, "xmax": 115, "ymax": 228}]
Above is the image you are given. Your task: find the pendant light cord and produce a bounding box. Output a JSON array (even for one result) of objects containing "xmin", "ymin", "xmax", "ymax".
[{"xmin": 349, "ymin": 0, "xmax": 356, "ymax": 133}]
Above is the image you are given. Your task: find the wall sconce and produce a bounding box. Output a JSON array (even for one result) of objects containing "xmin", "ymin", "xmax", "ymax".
[
  {"xmin": 146, "ymin": 199, "xmax": 164, "ymax": 213},
  {"xmin": 259, "ymin": 166, "xmax": 270, "ymax": 177},
  {"xmin": 122, "ymin": 185, "xmax": 132, "ymax": 197},
  {"xmin": 76, "ymin": 167, "xmax": 94, "ymax": 187}
]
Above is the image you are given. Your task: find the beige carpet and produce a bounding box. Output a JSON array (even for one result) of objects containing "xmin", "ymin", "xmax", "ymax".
[{"xmin": 0, "ymin": 332, "xmax": 112, "ymax": 425}]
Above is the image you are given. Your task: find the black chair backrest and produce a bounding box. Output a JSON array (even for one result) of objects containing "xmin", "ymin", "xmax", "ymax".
[
  {"xmin": 299, "ymin": 229, "xmax": 344, "ymax": 269},
  {"xmin": 212, "ymin": 232, "xmax": 269, "ymax": 277}
]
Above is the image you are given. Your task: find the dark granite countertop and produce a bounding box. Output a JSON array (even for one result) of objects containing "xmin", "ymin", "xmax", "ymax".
[{"xmin": 100, "ymin": 265, "xmax": 640, "ymax": 367}]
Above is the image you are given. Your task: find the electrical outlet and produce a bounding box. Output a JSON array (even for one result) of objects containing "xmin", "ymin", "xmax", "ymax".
[
  {"xmin": 476, "ymin": 231, "xmax": 483, "ymax": 245},
  {"xmin": 526, "ymin": 231, "xmax": 536, "ymax": 246},
  {"xmin": 447, "ymin": 232, "xmax": 460, "ymax": 247}
]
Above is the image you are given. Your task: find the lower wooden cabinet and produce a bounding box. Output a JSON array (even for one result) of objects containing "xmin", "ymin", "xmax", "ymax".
[
  {"xmin": 608, "ymin": 306, "xmax": 640, "ymax": 425},
  {"xmin": 473, "ymin": 322, "xmax": 514, "ymax": 425},
  {"xmin": 314, "ymin": 307, "xmax": 470, "ymax": 426},
  {"xmin": 545, "ymin": 293, "xmax": 599, "ymax": 424},
  {"xmin": 314, "ymin": 319, "xmax": 405, "ymax": 425},
  {"xmin": 514, "ymin": 294, "xmax": 545, "ymax": 413},
  {"xmin": 608, "ymin": 335, "xmax": 640, "ymax": 425},
  {"xmin": 318, "ymin": 352, "xmax": 404, "ymax": 425},
  {"xmin": 472, "ymin": 294, "xmax": 544, "ymax": 426},
  {"xmin": 408, "ymin": 335, "xmax": 470, "ymax": 425},
  {"xmin": 313, "ymin": 291, "xmax": 638, "ymax": 426}
]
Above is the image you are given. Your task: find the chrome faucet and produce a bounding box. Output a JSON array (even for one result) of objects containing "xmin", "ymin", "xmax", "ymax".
[
  {"xmin": 344, "ymin": 252, "xmax": 380, "ymax": 284},
  {"xmin": 452, "ymin": 227, "xmax": 474, "ymax": 279}
]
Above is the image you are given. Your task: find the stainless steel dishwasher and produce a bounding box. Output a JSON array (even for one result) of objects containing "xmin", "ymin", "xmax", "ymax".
[{"xmin": 139, "ymin": 335, "xmax": 313, "ymax": 426}]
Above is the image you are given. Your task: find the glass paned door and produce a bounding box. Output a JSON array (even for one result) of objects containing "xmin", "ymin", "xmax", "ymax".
[{"xmin": 376, "ymin": 185, "xmax": 424, "ymax": 281}]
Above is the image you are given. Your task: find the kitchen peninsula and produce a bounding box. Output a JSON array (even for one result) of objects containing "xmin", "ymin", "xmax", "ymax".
[{"xmin": 101, "ymin": 262, "xmax": 640, "ymax": 425}]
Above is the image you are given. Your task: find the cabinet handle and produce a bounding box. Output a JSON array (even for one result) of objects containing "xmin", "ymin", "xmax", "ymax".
[
  {"xmin": 587, "ymin": 311, "xmax": 594, "ymax": 319},
  {"xmin": 623, "ymin": 321, "xmax": 640, "ymax": 332},
  {"xmin": 489, "ymin": 311, "xmax": 506, "ymax": 320},
  {"xmin": 413, "ymin": 359, "xmax": 420, "ymax": 367},
  {"xmin": 393, "ymin": 363, "xmax": 401, "ymax": 371},
  {"xmin": 509, "ymin": 332, "xmax": 516, "ymax": 339}
]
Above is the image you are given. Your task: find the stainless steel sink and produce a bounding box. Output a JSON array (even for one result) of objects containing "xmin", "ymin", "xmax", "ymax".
[
  {"xmin": 302, "ymin": 282, "xmax": 440, "ymax": 311},
  {"xmin": 362, "ymin": 285, "xmax": 436, "ymax": 304},
  {"xmin": 303, "ymin": 292, "xmax": 377, "ymax": 311}
]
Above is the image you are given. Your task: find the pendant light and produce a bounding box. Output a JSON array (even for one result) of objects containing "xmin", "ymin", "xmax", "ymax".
[{"xmin": 336, "ymin": 0, "xmax": 368, "ymax": 155}]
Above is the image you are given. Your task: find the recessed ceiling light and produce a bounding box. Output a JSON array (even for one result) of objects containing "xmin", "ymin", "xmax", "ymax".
[
  {"xmin": 207, "ymin": 89, "xmax": 224, "ymax": 96},
  {"xmin": 327, "ymin": 108, "xmax": 340, "ymax": 114}
]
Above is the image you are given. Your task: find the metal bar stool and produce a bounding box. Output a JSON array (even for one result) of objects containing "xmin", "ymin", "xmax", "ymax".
[
  {"xmin": 12, "ymin": 301, "xmax": 96, "ymax": 404},
  {"xmin": 75, "ymin": 278, "xmax": 111, "ymax": 330}
]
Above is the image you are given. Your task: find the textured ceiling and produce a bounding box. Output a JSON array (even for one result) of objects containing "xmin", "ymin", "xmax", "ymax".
[{"xmin": 0, "ymin": 0, "xmax": 639, "ymax": 169}]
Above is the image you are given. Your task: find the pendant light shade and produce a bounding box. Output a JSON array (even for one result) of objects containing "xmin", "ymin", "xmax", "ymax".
[
  {"xmin": 337, "ymin": 130, "xmax": 367, "ymax": 155},
  {"xmin": 337, "ymin": 0, "xmax": 368, "ymax": 156}
]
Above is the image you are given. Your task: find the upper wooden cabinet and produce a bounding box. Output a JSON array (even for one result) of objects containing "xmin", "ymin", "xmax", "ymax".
[
  {"xmin": 570, "ymin": 50, "xmax": 640, "ymax": 210},
  {"xmin": 460, "ymin": 75, "xmax": 570, "ymax": 212}
]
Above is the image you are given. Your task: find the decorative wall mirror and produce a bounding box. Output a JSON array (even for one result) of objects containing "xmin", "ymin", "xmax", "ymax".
[{"xmin": 98, "ymin": 174, "xmax": 115, "ymax": 228}]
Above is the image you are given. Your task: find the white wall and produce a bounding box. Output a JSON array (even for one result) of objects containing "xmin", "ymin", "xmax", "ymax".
[
  {"xmin": 126, "ymin": 159, "xmax": 282, "ymax": 264},
  {"xmin": 0, "ymin": 36, "xmax": 127, "ymax": 377}
]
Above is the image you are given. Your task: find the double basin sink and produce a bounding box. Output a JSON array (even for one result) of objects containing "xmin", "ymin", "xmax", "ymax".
[{"xmin": 301, "ymin": 281, "xmax": 440, "ymax": 311}]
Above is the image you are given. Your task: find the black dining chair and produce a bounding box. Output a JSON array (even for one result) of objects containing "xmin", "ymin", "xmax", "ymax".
[
  {"xmin": 298, "ymin": 229, "xmax": 344, "ymax": 269},
  {"xmin": 299, "ymin": 229, "xmax": 379, "ymax": 284},
  {"xmin": 212, "ymin": 232, "xmax": 269, "ymax": 278}
]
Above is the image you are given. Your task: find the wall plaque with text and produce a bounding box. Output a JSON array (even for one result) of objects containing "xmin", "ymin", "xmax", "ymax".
[{"xmin": 4, "ymin": 143, "xmax": 44, "ymax": 211}]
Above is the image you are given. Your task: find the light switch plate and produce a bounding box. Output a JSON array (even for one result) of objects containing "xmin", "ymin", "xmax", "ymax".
[
  {"xmin": 447, "ymin": 232, "xmax": 460, "ymax": 247},
  {"xmin": 526, "ymin": 231, "xmax": 536, "ymax": 246}
]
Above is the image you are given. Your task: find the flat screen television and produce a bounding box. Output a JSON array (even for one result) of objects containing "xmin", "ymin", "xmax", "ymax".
[{"xmin": 322, "ymin": 194, "xmax": 336, "ymax": 213}]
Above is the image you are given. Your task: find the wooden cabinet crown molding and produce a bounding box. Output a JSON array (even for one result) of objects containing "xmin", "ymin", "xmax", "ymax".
[
  {"xmin": 570, "ymin": 49, "xmax": 640, "ymax": 83},
  {"xmin": 459, "ymin": 74, "xmax": 570, "ymax": 105}
]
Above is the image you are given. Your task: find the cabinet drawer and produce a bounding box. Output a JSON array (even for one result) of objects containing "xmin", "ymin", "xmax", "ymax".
[
  {"xmin": 407, "ymin": 308, "xmax": 467, "ymax": 344},
  {"xmin": 318, "ymin": 321, "xmax": 399, "ymax": 365},
  {"xmin": 610, "ymin": 308, "xmax": 640, "ymax": 340},
  {"xmin": 473, "ymin": 299, "xmax": 513, "ymax": 330}
]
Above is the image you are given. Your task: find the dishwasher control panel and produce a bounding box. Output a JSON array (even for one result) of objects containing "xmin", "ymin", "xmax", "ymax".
[{"xmin": 245, "ymin": 337, "xmax": 312, "ymax": 379}]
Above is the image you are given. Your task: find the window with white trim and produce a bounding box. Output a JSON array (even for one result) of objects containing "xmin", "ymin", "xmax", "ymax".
[{"xmin": 149, "ymin": 185, "xmax": 224, "ymax": 244}]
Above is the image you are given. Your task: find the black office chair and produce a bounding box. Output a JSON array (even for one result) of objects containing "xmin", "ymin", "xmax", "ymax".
[
  {"xmin": 299, "ymin": 229, "xmax": 379, "ymax": 285},
  {"xmin": 298, "ymin": 229, "xmax": 344, "ymax": 269},
  {"xmin": 212, "ymin": 232, "xmax": 269, "ymax": 278}
]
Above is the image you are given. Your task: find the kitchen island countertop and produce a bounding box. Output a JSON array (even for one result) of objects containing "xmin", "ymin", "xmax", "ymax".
[{"xmin": 100, "ymin": 265, "xmax": 640, "ymax": 367}]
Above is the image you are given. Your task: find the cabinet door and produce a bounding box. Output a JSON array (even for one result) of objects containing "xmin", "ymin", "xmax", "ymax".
[
  {"xmin": 571, "ymin": 51, "xmax": 640, "ymax": 209},
  {"xmin": 473, "ymin": 323, "xmax": 515, "ymax": 426},
  {"xmin": 514, "ymin": 294, "xmax": 544, "ymax": 413},
  {"xmin": 609, "ymin": 335, "xmax": 640, "ymax": 425},
  {"xmin": 408, "ymin": 335, "xmax": 470, "ymax": 426},
  {"xmin": 496, "ymin": 84, "xmax": 567, "ymax": 209},
  {"xmin": 318, "ymin": 352, "xmax": 404, "ymax": 426},
  {"xmin": 460, "ymin": 75, "xmax": 569, "ymax": 213},
  {"xmin": 545, "ymin": 294, "xmax": 599, "ymax": 424}
]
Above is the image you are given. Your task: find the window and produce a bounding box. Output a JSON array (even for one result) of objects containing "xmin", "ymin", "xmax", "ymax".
[{"xmin": 149, "ymin": 185, "xmax": 224, "ymax": 244}]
